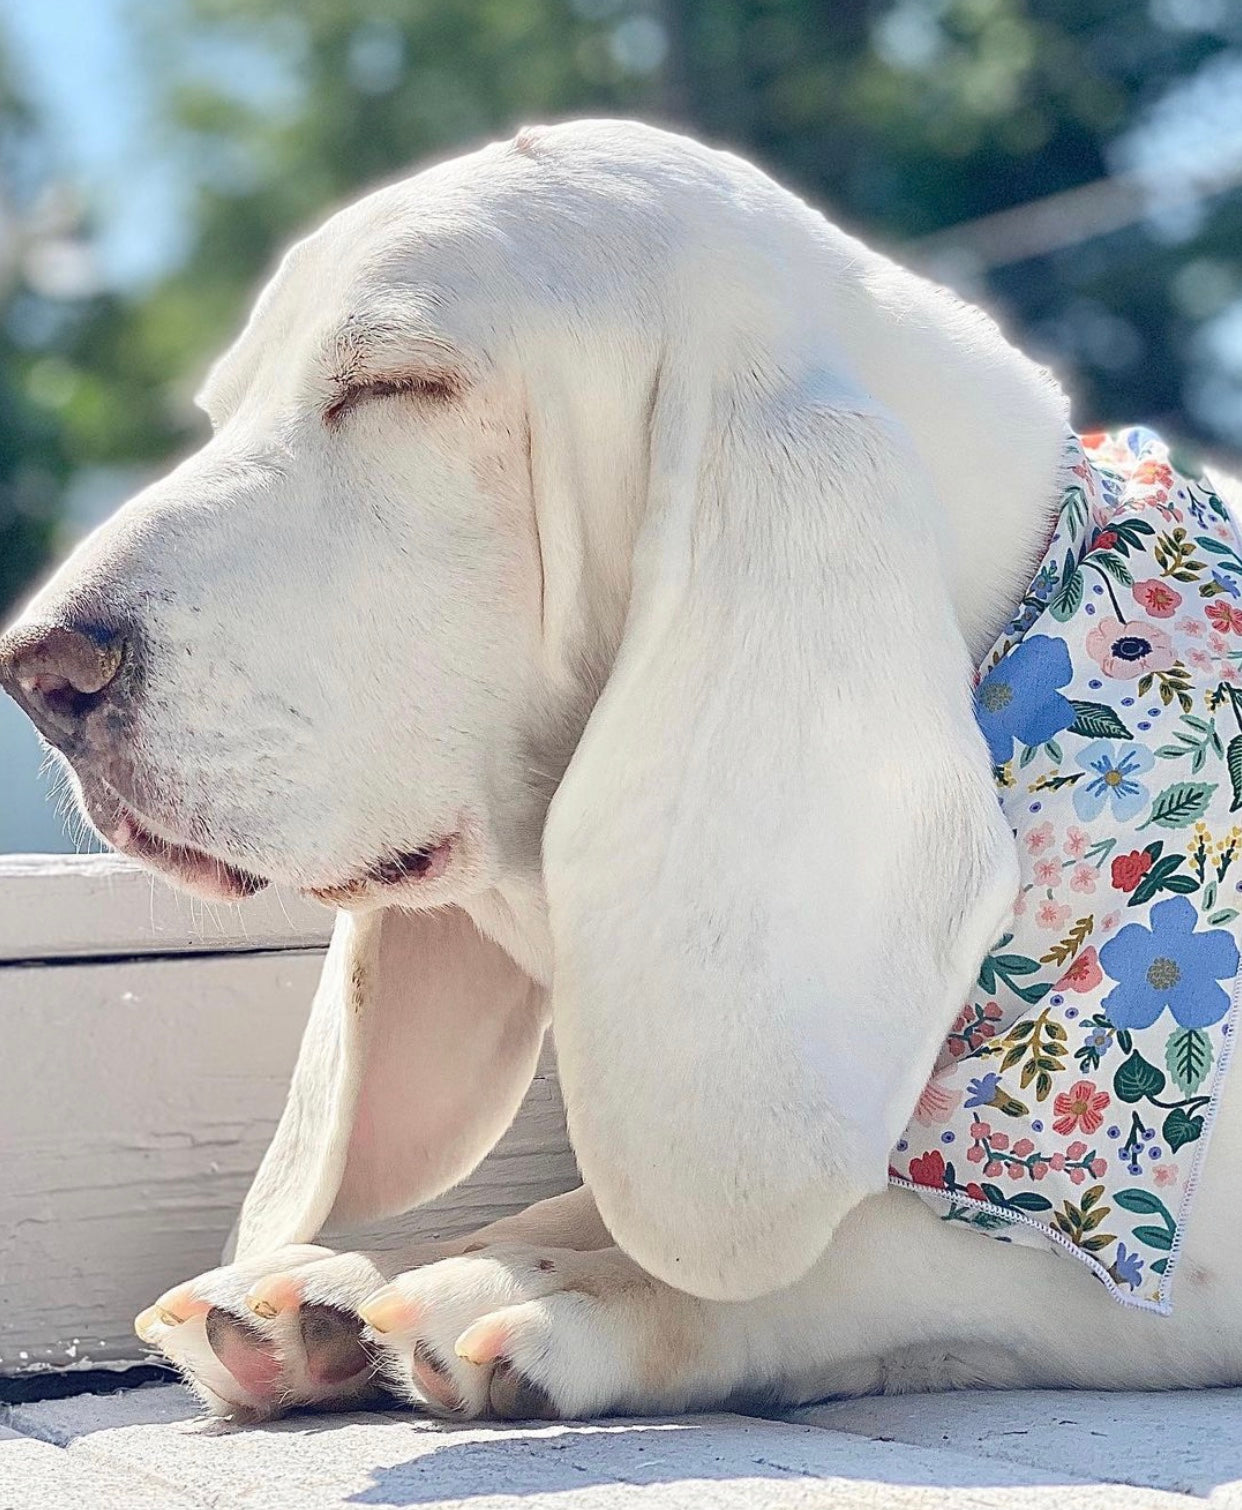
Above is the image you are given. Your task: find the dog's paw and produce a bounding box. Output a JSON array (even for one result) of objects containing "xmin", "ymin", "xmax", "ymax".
[
  {"xmin": 135, "ymin": 1245, "xmax": 394, "ymax": 1418},
  {"xmin": 355, "ymin": 1242, "xmax": 705, "ymax": 1420},
  {"xmin": 138, "ymin": 1241, "xmax": 705, "ymax": 1421}
]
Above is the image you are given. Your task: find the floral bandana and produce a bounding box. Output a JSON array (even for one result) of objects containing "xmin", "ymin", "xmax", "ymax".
[{"xmin": 889, "ymin": 428, "xmax": 1242, "ymax": 1313}]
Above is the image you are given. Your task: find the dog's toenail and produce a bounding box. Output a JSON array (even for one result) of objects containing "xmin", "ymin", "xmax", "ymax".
[
  {"xmin": 244, "ymin": 1274, "xmax": 303, "ymax": 1318},
  {"xmin": 358, "ymin": 1285, "xmax": 421, "ymax": 1335}
]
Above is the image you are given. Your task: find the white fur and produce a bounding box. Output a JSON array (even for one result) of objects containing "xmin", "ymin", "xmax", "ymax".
[{"xmin": 10, "ymin": 120, "xmax": 1242, "ymax": 1409}]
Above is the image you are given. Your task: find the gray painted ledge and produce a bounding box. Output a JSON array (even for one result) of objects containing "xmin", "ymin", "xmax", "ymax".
[{"xmin": 5, "ymin": 1384, "xmax": 1242, "ymax": 1509}]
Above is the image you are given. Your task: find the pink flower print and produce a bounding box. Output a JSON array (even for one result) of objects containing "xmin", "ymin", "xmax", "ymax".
[
  {"xmin": 1209, "ymin": 632, "xmax": 1230, "ymax": 657},
  {"xmin": 912, "ymin": 1079, "xmax": 961, "ymax": 1127},
  {"xmin": 1090, "ymin": 1158, "xmax": 1107, "ymax": 1178},
  {"xmin": 1069, "ymin": 1166, "xmax": 1087, "ymax": 1185},
  {"xmin": 1025, "ymin": 821, "xmax": 1056, "ymax": 856},
  {"xmin": 1036, "ymin": 898, "xmax": 1072, "ymax": 931},
  {"xmin": 984, "ymin": 1160, "xmax": 1004, "ymax": 1177},
  {"xmin": 1223, "ymin": 663, "xmax": 1240, "ymax": 685},
  {"xmin": 1054, "ymin": 1085, "xmax": 1109, "ymax": 1138},
  {"xmin": 1034, "ymin": 858, "xmax": 1061, "ymax": 887},
  {"xmin": 1011, "ymin": 1138, "xmax": 1035, "ymax": 1158},
  {"xmin": 1057, "ymin": 945, "xmax": 1102, "ymax": 993},
  {"xmin": 969, "ymin": 1121, "xmax": 992, "ymax": 1139},
  {"xmin": 990, "ymin": 1131, "xmax": 1010, "ymax": 1152},
  {"xmin": 1208, "ymin": 602, "xmax": 1242, "ymax": 635},
  {"xmin": 1049, "ymin": 1152, "xmax": 1066, "ymax": 1171},
  {"xmin": 1153, "ymin": 1162, "xmax": 1179, "ymax": 1188},
  {"xmin": 1031, "ymin": 1161, "xmax": 1049, "ymax": 1179},
  {"xmin": 1070, "ymin": 863, "xmax": 1097, "ymax": 894},
  {"xmin": 1133, "ymin": 579, "xmax": 1181, "ymax": 618},
  {"xmin": 1063, "ymin": 827, "xmax": 1090, "ymax": 860},
  {"xmin": 1189, "ymin": 647, "xmax": 1214, "ymax": 673},
  {"xmin": 1086, "ymin": 617, "xmax": 1176, "ymax": 680},
  {"xmin": 1176, "ymin": 616, "xmax": 1204, "ymax": 638},
  {"xmin": 1013, "ymin": 890, "xmax": 1028, "ymax": 916},
  {"xmin": 966, "ymin": 1144, "xmax": 985, "ymax": 1163},
  {"xmin": 1101, "ymin": 911, "xmax": 1120, "ymax": 933}
]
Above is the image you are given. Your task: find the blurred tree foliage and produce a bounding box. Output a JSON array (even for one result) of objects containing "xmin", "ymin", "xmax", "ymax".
[{"xmin": 2, "ymin": 0, "xmax": 1242, "ymax": 621}]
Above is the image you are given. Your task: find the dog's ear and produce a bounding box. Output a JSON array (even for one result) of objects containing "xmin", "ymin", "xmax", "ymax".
[
  {"xmin": 543, "ymin": 353, "xmax": 1018, "ymax": 1302},
  {"xmin": 231, "ymin": 906, "xmax": 546, "ymax": 1259}
]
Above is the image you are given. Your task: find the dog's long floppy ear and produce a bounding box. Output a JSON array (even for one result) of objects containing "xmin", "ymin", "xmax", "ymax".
[
  {"xmin": 544, "ymin": 356, "xmax": 1018, "ymax": 1303},
  {"xmin": 231, "ymin": 905, "xmax": 547, "ymax": 1260}
]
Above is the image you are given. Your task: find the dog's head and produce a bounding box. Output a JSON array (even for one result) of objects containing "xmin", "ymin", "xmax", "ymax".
[{"xmin": 1, "ymin": 120, "xmax": 1052, "ymax": 1298}]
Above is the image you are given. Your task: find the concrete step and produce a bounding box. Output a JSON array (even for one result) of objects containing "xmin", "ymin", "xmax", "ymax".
[{"xmin": 3, "ymin": 1383, "xmax": 1229, "ymax": 1509}]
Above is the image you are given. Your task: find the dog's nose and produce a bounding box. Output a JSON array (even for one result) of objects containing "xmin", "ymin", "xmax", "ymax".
[{"xmin": 0, "ymin": 621, "xmax": 126, "ymax": 739}]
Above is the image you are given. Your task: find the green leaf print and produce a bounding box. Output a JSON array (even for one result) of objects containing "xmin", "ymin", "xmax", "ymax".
[
  {"xmin": 1113, "ymin": 1051, "xmax": 1167, "ymax": 1103},
  {"xmin": 1138, "ymin": 782, "xmax": 1218, "ymax": 830},
  {"xmin": 1068, "ymin": 701, "xmax": 1134, "ymax": 740},
  {"xmin": 1165, "ymin": 1027, "xmax": 1213, "ymax": 1098},
  {"xmin": 1048, "ymin": 566, "xmax": 1083, "ymax": 622},
  {"xmin": 1162, "ymin": 1106, "xmax": 1204, "ymax": 1151},
  {"xmin": 1228, "ymin": 735, "xmax": 1242, "ymax": 813}
]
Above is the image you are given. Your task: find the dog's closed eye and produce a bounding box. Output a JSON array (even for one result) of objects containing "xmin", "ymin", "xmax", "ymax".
[{"xmin": 324, "ymin": 371, "xmax": 459, "ymax": 427}]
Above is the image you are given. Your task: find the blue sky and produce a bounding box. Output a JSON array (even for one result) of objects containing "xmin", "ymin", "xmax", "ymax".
[{"xmin": 5, "ymin": 0, "xmax": 186, "ymax": 288}]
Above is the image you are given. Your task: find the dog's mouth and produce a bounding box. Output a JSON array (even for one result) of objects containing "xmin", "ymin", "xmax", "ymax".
[
  {"xmin": 95, "ymin": 789, "xmax": 270, "ymax": 902},
  {"xmin": 78, "ymin": 775, "xmax": 455, "ymax": 908},
  {"xmin": 306, "ymin": 840, "xmax": 454, "ymax": 906}
]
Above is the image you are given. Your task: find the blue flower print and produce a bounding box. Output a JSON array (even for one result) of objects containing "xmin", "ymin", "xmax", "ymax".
[
  {"xmin": 965, "ymin": 1073, "xmax": 1001, "ymax": 1109},
  {"xmin": 975, "ymin": 635, "xmax": 1074, "ymax": 765},
  {"xmin": 1100, "ymin": 895, "xmax": 1240, "ymax": 1031},
  {"xmin": 1072, "ymin": 740, "xmax": 1154, "ymax": 824},
  {"xmin": 1112, "ymin": 1243, "xmax": 1144, "ymax": 1289},
  {"xmin": 1212, "ymin": 570, "xmax": 1240, "ymax": 600}
]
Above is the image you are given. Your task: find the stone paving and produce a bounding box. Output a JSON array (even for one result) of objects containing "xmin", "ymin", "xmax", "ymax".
[{"xmin": 4, "ymin": 1383, "xmax": 1242, "ymax": 1508}]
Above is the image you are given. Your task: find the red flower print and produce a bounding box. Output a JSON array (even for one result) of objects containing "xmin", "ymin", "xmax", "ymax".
[
  {"xmin": 1134, "ymin": 459, "xmax": 1174, "ymax": 489},
  {"xmin": 1132, "ymin": 579, "xmax": 1181, "ymax": 618},
  {"xmin": 1053, "ymin": 1083, "xmax": 1110, "ymax": 1138},
  {"xmin": 1093, "ymin": 529, "xmax": 1119, "ymax": 551},
  {"xmin": 908, "ymin": 1149, "xmax": 947, "ymax": 1188},
  {"xmin": 1112, "ymin": 849, "xmax": 1153, "ymax": 892},
  {"xmin": 1208, "ymin": 601, "xmax": 1242, "ymax": 636},
  {"xmin": 1057, "ymin": 945, "xmax": 1103, "ymax": 993}
]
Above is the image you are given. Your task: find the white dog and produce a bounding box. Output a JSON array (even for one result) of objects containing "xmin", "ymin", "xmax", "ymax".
[{"xmin": 2, "ymin": 120, "xmax": 1241, "ymax": 1421}]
